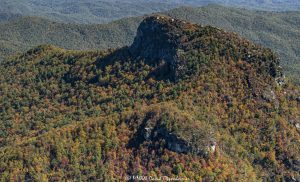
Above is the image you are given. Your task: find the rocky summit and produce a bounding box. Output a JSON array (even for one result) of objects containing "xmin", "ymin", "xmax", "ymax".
[
  {"xmin": 130, "ymin": 15, "xmax": 283, "ymax": 82},
  {"xmin": 0, "ymin": 16, "xmax": 299, "ymax": 181}
]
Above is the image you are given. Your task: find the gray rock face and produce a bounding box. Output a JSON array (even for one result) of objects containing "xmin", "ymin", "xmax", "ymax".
[
  {"xmin": 139, "ymin": 118, "xmax": 216, "ymax": 156},
  {"xmin": 262, "ymin": 87, "xmax": 279, "ymax": 109},
  {"xmin": 296, "ymin": 123, "xmax": 300, "ymax": 130},
  {"xmin": 129, "ymin": 16, "xmax": 182, "ymax": 65},
  {"xmin": 288, "ymin": 117, "xmax": 300, "ymax": 131},
  {"xmin": 129, "ymin": 15, "xmax": 185, "ymax": 81},
  {"xmin": 262, "ymin": 88, "xmax": 276, "ymax": 102},
  {"xmin": 140, "ymin": 120, "xmax": 191, "ymax": 154},
  {"xmin": 275, "ymin": 74, "xmax": 285, "ymax": 86}
]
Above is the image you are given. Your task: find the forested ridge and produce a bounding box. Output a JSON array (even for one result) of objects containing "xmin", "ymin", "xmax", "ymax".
[
  {"xmin": 0, "ymin": 5, "xmax": 300, "ymax": 84},
  {"xmin": 0, "ymin": 16, "xmax": 299, "ymax": 181}
]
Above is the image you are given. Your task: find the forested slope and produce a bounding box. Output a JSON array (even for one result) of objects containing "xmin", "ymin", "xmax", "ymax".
[{"xmin": 0, "ymin": 15, "xmax": 299, "ymax": 181}]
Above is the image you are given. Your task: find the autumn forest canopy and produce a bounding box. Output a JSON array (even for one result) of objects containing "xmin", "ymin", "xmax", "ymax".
[{"xmin": 0, "ymin": 14, "xmax": 299, "ymax": 181}]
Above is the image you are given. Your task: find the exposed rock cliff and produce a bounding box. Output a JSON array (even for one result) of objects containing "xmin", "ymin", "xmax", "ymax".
[
  {"xmin": 127, "ymin": 105, "xmax": 216, "ymax": 157},
  {"xmin": 130, "ymin": 15, "xmax": 284, "ymax": 82}
]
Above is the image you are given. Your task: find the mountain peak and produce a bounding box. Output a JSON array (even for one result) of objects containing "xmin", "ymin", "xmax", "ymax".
[
  {"xmin": 129, "ymin": 15, "xmax": 283, "ymax": 82},
  {"xmin": 129, "ymin": 15, "xmax": 209, "ymax": 81},
  {"xmin": 129, "ymin": 15, "xmax": 198, "ymax": 62}
]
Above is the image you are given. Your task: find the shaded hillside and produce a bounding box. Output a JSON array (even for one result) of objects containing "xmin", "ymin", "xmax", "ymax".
[
  {"xmin": 0, "ymin": 12, "xmax": 21, "ymax": 22},
  {"xmin": 0, "ymin": 16, "xmax": 299, "ymax": 181},
  {"xmin": 0, "ymin": 5, "xmax": 299, "ymax": 83},
  {"xmin": 0, "ymin": 16, "xmax": 141, "ymax": 60}
]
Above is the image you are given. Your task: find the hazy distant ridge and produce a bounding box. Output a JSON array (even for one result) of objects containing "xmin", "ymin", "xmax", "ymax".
[{"xmin": 0, "ymin": 0, "xmax": 299, "ymax": 24}]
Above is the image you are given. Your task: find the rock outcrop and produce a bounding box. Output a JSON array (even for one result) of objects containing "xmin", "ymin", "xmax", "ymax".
[
  {"xmin": 140, "ymin": 118, "xmax": 216, "ymax": 157},
  {"xmin": 127, "ymin": 106, "xmax": 216, "ymax": 157},
  {"xmin": 129, "ymin": 15, "xmax": 191, "ymax": 80},
  {"xmin": 129, "ymin": 15, "xmax": 284, "ymax": 82}
]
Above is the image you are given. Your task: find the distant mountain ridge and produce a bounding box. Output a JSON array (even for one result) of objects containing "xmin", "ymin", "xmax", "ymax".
[
  {"xmin": 0, "ymin": 0, "xmax": 177, "ymax": 24},
  {"xmin": 0, "ymin": 0, "xmax": 299, "ymax": 24},
  {"xmin": 0, "ymin": 5, "xmax": 299, "ymax": 84}
]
